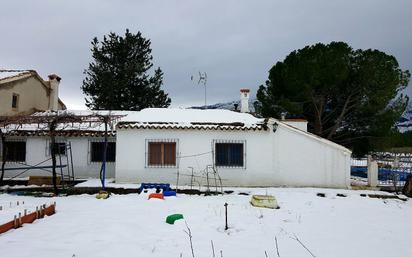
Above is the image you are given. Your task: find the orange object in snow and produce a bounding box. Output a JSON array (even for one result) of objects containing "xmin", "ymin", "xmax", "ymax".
[{"xmin": 148, "ymin": 193, "xmax": 164, "ymax": 200}]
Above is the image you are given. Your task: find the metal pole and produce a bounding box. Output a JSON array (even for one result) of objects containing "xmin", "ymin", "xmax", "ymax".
[
  {"xmin": 58, "ymin": 146, "xmax": 64, "ymax": 190},
  {"xmin": 204, "ymin": 84, "xmax": 207, "ymax": 108},
  {"xmin": 101, "ymin": 119, "xmax": 108, "ymax": 190},
  {"xmin": 69, "ymin": 142, "xmax": 74, "ymax": 181},
  {"xmin": 224, "ymin": 202, "xmax": 228, "ymax": 230}
]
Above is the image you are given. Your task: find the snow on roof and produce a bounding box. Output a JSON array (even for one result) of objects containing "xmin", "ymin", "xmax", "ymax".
[
  {"xmin": 0, "ymin": 70, "xmax": 32, "ymax": 82},
  {"xmin": 3, "ymin": 108, "xmax": 267, "ymax": 135},
  {"xmin": 117, "ymin": 108, "xmax": 267, "ymax": 131},
  {"xmin": 121, "ymin": 108, "xmax": 263, "ymax": 124}
]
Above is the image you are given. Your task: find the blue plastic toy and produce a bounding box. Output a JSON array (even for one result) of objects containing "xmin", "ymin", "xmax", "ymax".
[{"xmin": 163, "ymin": 191, "xmax": 177, "ymax": 197}]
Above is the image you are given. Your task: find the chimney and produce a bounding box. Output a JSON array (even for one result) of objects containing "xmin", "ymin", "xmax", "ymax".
[
  {"xmin": 240, "ymin": 88, "xmax": 250, "ymax": 113},
  {"xmin": 48, "ymin": 74, "xmax": 61, "ymax": 111}
]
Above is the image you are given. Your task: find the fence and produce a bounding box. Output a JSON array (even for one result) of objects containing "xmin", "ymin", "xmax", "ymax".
[{"xmin": 351, "ymin": 153, "xmax": 412, "ymax": 187}]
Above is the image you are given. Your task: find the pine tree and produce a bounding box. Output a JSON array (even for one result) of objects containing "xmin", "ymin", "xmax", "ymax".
[
  {"xmin": 257, "ymin": 42, "xmax": 410, "ymax": 155},
  {"xmin": 82, "ymin": 29, "xmax": 171, "ymax": 110}
]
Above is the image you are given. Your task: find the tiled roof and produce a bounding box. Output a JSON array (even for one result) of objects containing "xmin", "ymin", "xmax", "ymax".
[
  {"xmin": 0, "ymin": 70, "xmax": 34, "ymax": 84},
  {"xmin": 117, "ymin": 121, "xmax": 268, "ymax": 131}
]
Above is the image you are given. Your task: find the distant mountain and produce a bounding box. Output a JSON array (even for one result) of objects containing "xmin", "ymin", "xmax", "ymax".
[
  {"xmin": 190, "ymin": 96, "xmax": 257, "ymax": 113},
  {"xmin": 397, "ymin": 102, "xmax": 412, "ymax": 133}
]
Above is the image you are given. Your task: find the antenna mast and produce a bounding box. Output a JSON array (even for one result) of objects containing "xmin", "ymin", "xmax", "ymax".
[{"xmin": 191, "ymin": 71, "xmax": 208, "ymax": 108}]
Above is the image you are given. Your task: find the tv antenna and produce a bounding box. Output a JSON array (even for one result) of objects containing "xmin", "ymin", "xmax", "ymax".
[{"xmin": 191, "ymin": 71, "xmax": 208, "ymax": 108}]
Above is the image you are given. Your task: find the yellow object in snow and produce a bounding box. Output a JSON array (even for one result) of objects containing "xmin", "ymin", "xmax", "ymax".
[
  {"xmin": 96, "ymin": 191, "xmax": 110, "ymax": 199},
  {"xmin": 250, "ymin": 195, "xmax": 279, "ymax": 209}
]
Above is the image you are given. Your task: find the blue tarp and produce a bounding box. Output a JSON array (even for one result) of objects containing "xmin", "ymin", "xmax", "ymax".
[{"xmin": 351, "ymin": 167, "xmax": 411, "ymax": 181}]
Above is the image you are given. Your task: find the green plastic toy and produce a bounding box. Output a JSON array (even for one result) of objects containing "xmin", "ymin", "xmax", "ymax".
[{"xmin": 166, "ymin": 214, "xmax": 184, "ymax": 224}]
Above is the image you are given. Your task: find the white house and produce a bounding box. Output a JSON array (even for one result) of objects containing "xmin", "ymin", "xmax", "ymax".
[
  {"xmin": 115, "ymin": 108, "xmax": 352, "ymax": 188},
  {"xmin": 1, "ymin": 89, "xmax": 352, "ymax": 188}
]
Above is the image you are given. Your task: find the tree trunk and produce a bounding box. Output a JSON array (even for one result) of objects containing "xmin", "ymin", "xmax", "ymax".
[
  {"xmin": 0, "ymin": 133, "xmax": 6, "ymax": 186},
  {"xmin": 327, "ymin": 95, "xmax": 352, "ymax": 140},
  {"xmin": 313, "ymin": 113, "xmax": 323, "ymax": 135},
  {"xmin": 311, "ymin": 94, "xmax": 324, "ymax": 136},
  {"xmin": 100, "ymin": 119, "xmax": 108, "ymax": 190},
  {"xmin": 50, "ymin": 121, "xmax": 59, "ymax": 195}
]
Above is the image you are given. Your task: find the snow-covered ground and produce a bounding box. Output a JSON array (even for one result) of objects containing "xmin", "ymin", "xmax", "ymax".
[{"xmin": 0, "ymin": 187, "xmax": 411, "ymax": 257}]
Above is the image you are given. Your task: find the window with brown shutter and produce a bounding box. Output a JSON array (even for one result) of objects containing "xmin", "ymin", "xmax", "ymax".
[{"xmin": 148, "ymin": 142, "xmax": 176, "ymax": 167}]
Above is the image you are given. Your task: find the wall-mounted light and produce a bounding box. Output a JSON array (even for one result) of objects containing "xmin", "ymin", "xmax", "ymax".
[{"xmin": 273, "ymin": 122, "xmax": 278, "ymax": 133}]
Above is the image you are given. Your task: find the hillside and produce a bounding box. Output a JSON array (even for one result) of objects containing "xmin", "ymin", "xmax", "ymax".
[{"xmin": 398, "ymin": 102, "xmax": 412, "ymax": 132}]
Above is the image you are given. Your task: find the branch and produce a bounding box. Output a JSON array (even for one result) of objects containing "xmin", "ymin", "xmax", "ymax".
[
  {"xmin": 183, "ymin": 221, "xmax": 195, "ymax": 257},
  {"xmin": 290, "ymin": 234, "xmax": 316, "ymax": 257},
  {"xmin": 275, "ymin": 236, "xmax": 280, "ymax": 257},
  {"xmin": 327, "ymin": 95, "xmax": 352, "ymax": 139}
]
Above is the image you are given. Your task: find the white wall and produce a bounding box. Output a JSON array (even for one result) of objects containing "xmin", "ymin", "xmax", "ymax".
[
  {"xmin": 2, "ymin": 137, "xmax": 115, "ymax": 179},
  {"xmin": 115, "ymin": 124, "xmax": 351, "ymax": 188},
  {"xmin": 272, "ymin": 125, "xmax": 351, "ymax": 188},
  {"xmin": 115, "ymin": 129, "xmax": 273, "ymax": 186},
  {"xmin": 282, "ymin": 120, "xmax": 308, "ymax": 132}
]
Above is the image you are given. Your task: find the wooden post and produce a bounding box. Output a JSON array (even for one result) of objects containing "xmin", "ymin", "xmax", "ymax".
[
  {"xmin": 224, "ymin": 203, "xmax": 228, "ymax": 230},
  {"xmin": 18, "ymin": 212, "xmax": 22, "ymax": 226}
]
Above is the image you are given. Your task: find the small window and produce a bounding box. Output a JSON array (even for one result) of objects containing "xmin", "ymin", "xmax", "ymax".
[
  {"xmin": 148, "ymin": 142, "xmax": 176, "ymax": 167},
  {"xmin": 4, "ymin": 141, "xmax": 26, "ymax": 162},
  {"xmin": 12, "ymin": 94, "xmax": 19, "ymax": 109},
  {"xmin": 90, "ymin": 142, "xmax": 116, "ymax": 162},
  {"xmin": 50, "ymin": 142, "xmax": 66, "ymax": 155},
  {"xmin": 215, "ymin": 142, "xmax": 244, "ymax": 167}
]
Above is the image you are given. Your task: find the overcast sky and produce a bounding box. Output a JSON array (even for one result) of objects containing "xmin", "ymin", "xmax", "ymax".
[{"xmin": 1, "ymin": 0, "xmax": 411, "ymax": 109}]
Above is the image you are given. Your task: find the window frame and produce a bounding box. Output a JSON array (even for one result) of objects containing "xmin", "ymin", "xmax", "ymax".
[
  {"xmin": 11, "ymin": 93, "xmax": 19, "ymax": 109},
  {"xmin": 145, "ymin": 139, "xmax": 179, "ymax": 168},
  {"xmin": 46, "ymin": 139, "xmax": 67, "ymax": 156},
  {"xmin": 88, "ymin": 140, "xmax": 116, "ymax": 163},
  {"xmin": 213, "ymin": 139, "xmax": 246, "ymax": 169}
]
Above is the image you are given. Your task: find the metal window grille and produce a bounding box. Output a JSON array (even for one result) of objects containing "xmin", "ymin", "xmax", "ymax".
[
  {"xmin": 4, "ymin": 140, "xmax": 26, "ymax": 162},
  {"xmin": 88, "ymin": 138, "xmax": 116, "ymax": 163},
  {"xmin": 145, "ymin": 139, "xmax": 179, "ymax": 168},
  {"xmin": 213, "ymin": 139, "xmax": 246, "ymax": 168},
  {"xmin": 46, "ymin": 139, "xmax": 67, "ymax": 156}
]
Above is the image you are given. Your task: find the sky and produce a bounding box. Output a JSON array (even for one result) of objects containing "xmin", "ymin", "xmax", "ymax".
[{"xmin": 1, "ymin": 0, "xmax": 411, "ymax": 109}]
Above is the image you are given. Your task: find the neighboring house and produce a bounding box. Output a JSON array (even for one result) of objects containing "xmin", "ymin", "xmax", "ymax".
[
  {"xmin": 0, "ymin": 89, "xmax": 352, "ymax": 188},
  {"xmin": 0, "ymin": 70, "xmax": 66, "ymax": 116}
]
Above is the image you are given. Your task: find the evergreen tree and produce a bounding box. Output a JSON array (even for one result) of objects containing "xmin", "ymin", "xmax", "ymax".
[
  {"xmin": 82, "ymin": 29, "xmax": 171, "ymax": 110},
  {"xmin": 257, "ymin": 42, "xmax": 410, "ymax": 155}
]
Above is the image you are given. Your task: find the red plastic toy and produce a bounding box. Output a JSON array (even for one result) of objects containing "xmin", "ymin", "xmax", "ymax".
[{"xmin": 148, "ymin": 193, "xmax": 164, "ymax": 200}]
